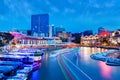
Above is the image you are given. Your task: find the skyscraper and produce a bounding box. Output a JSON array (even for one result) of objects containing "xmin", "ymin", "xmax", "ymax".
[
  {"xmin": 56, "ymin": 25, "xmax": 65, "ymax": 36},
  {"xmin": 31, "ymin": 14, "xmax": 49, "ymax": 37},
  {"xmin": 49, "ymin": 24, "xmax": 54, "ymax": 37}
]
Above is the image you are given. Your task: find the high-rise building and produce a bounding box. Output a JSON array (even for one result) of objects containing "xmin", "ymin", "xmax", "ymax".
[
  {"xmin": 56, "ymin": 25, "xmax": 65, "ymax": 36},
  {"xmin": 31, "ymin": 14, "xmax": 49, "ymax": 37},
  {"xmin": 49, "ymin": 24, "xmax": 54, "ymax": 37},
  {"xmin": 27, "ymin": 30, "xmax": 31, "ymax": 36}
]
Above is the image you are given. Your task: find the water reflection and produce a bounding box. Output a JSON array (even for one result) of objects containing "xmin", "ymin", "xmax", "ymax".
[
  {"xmin": 45, "ymin": 53, "xmax": 48, "ymax": 66},
  {"xmin": 79, "ymin": 47, "xmax": 108, "ymax": 62},
  {"xmin": 79, "ymin": 47, "xmax": 90, "ymax": 61},
  {"xmin": 98, "ymin": 61, "xmax": 112, "ymax": 79},
  {"xmin": 79, "ymin": 47, "xmax": 113, "ymax": 79},
  {"xmin": 30, "ymin": 47, "xmax": 120, "ymax": 80},
  {"xmin": 30, "ymin": 65, "xmax": 41, "ymax": 80}
]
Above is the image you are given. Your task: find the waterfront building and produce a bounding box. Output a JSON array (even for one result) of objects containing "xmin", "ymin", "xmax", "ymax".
[
  {"xmin": 110, "ymin": 29, "xmax": 120, "ymax": 46},
  {"xmin": 81, "ymin": 30, "xmax": 110, "ymax": 47},
  {"xmin": 7, "ymin": 32, "xmax": 63, "ymax": 49},
  {"xmin": 81, "ymin": 34, "xmax": 99, "ymax": 46},
  {"xmin": 99, "ymin": 30, "xmax": 110, "ymax": 38},
  {"xmin": 31, "ymin": 14, "xmax": 49, "ymax": 37},
  {"xmin": 81, "ymin": 30, "xmax": 118, "ymax": 47}
]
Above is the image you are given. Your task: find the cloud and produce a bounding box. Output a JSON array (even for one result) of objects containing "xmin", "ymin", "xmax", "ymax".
[
  {"xmin": 50, "ymin": 6, "xmax": 60, "ymax": 13},
  {"xmin": 93, "ymin": 4, "xmax": 100, "ymax": 8},
  {"xmin": 0, "ymin": 15, "xmax": 6, "ymax": 21},
  {"xmin": 45, "ymin": 0, "xmax": 51, "ymax": 5},
  {"xmin": 64, "ymin": 8, "xmax": 76, "ymax": 13},
  {"xmin": 67, "ymin": 0, "xmax": 74, "ymax": 4},
  {"xmin": 0, "ymin": 0, "xmax": 120, "ymax": 32},
  {"xmin": 105, "ymin": 1, "xmax": 115, "ymax": 8},
  {"xmin": 0, "ymin": 1, "xmax": 9, "ymax": 15}
]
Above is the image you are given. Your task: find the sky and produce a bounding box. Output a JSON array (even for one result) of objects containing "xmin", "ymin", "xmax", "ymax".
[{"xmin": 0, "ymin": 0, "xmax": 120, "ymax": 33}]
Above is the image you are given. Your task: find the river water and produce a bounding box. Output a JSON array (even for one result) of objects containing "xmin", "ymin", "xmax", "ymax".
[{"xmin": 30, "ymin": 47, "xmax": 120, "ymax": 80}]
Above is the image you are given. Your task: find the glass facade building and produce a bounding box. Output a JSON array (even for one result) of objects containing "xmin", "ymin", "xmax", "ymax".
[{"xmin": 31, "ymin": 14, "xmax": 49, "ymax": 37}]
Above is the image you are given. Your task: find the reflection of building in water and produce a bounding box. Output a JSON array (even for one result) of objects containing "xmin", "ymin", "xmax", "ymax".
[
  {"xmin": 98, "ymin": 61, "xmax": 112, "ymax": 79},
  {"xmin": 45, "ymin": 53, "xmax": 48, "ymax": 66},
  {"xmin": 80, "ymin": 47, "xmax": 107, "ymax": 54},
  {"xmin": 80, "ymin": 47, "xmax": 108, "ymax": 62},
  {"xmin": 80, "ymin": 47, "xmax": 92, "ymax": 61}
]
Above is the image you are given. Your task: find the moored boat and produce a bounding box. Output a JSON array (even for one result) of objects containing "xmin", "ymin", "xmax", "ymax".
[{"xmin": 0, "ymin": 66, "xmax": 17, "ymax": 76}]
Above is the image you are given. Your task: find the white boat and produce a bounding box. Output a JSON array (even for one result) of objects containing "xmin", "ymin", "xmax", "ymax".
[
  {"xmin": 0, "ymin": 54, "xmax": 34, "ymax": 64},
  {"xmin": 7, "ymin": 73, "xmax": 27, "ymax": 80},
  {"xmin": 6, "ymin": 51, "xmax": 42, "ymax": 62},
  {"xmin": 0, "ymin": 73, "xmax": 6, "ymax": 80},
  {"xmin": 17, "ymin": 66, "xmax": 32, "ymax": 77},
  {"xmin": 0, "ymin": 66, "xmax": 16, "ymax": 76},
  {"xmin": 0, "ymin": 61, "xmax": 24, "ymax": 69}
]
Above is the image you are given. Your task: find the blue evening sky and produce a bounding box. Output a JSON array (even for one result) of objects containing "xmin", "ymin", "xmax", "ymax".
[{"xmin": 0, "ymin": 0, "xmax": 120, "ymax": 33}]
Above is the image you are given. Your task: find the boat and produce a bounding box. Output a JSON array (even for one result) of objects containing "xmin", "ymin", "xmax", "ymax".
[
  {"xmin": 106, "ymin": 62, "xmax": 120, "ymax": 66},
  {"xmin": 24, "ymin": 62, "xmax": 41, "ymax": 71},
  {"xmin": 18, "ymin": 48, "xmax": 44, "ymax": 56},
  {"xmin": 0, "ymin": 73, "xmax": 6, "ymax": 80},
  {"xmin": 0, "ymin": 61, "xmax": 24, "ymax": 69},
  {"xmin": 106, "ymin": 58, "xmax": 120, "ymax": 66},
  {"xmin": 0, "ymin": 66, "xmax": 17, "ymax": 76},
  {"xmin": 0, "ymin": 54, "xmax": 34, "ymax": 64},
  {"xmin": 18, "ymin": 48, "xmax": 44, "ymax": 62},
  {"xmin": 7, "ymin": 73, "xmax": 27, "ymax": 80},
  {"xmin": 17, "ymin": 66, "xmax": 32, "ymax": 77},
  {"xmin": 6, "ymin": 51, "xmax": 42, "ymax": 62}
]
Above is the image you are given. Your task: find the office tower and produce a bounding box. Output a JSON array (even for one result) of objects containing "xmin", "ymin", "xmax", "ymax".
[
  {"xmin": 49, "ymin": 24, "xmax": 55, "ymax": 37},
  {"xmin": 56, "ymin": 25, "xmax": 65, "ymax": 36},
  {"xmin": 27, "ymin": 30, "xmax": 31, "ymax": 36},
  {"xmin": 31, "ymin": 14, "xmax": 49, "ymax": 37}
]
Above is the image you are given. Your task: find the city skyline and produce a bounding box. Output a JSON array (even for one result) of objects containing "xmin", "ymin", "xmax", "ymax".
[{"xmin": 0, "ymin": 0, "xmax": 120, "ymax": 33}]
